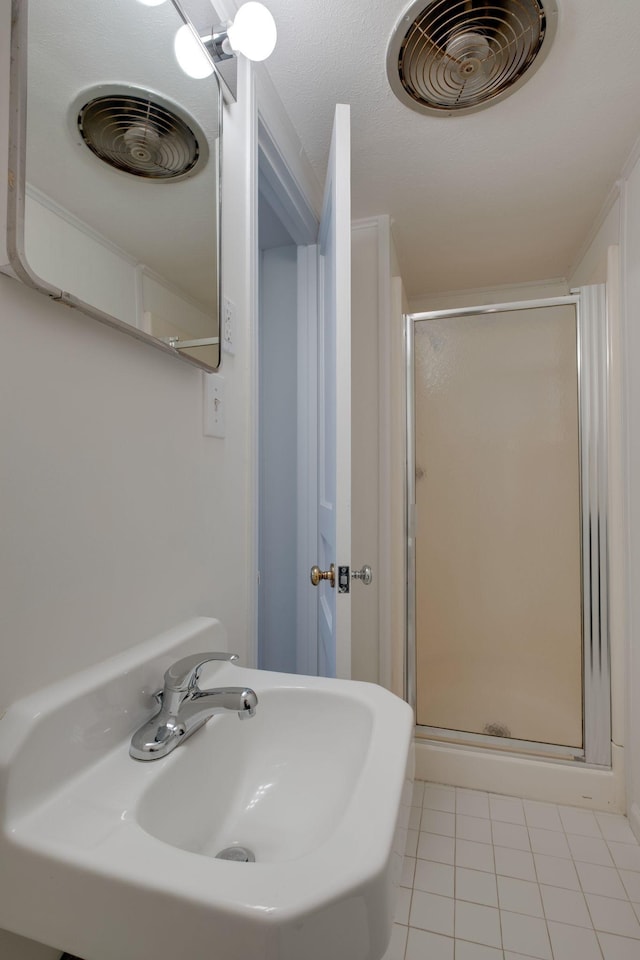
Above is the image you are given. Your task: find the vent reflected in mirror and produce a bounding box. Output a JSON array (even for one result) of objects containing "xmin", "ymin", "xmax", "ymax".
[{"xmin": 7, "ymin": 0, "xmax": 221, "ymax": 370}]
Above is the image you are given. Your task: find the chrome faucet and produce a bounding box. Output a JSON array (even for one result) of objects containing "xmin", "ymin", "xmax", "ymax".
[{"xmin": 129, "ymin": 652, "xmax": 258, "ymax": 761}]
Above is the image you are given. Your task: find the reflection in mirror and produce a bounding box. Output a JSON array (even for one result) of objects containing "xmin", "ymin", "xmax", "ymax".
[{"xmin": 8, "ymin": 0, "xmax": 221, "ymax": 370}]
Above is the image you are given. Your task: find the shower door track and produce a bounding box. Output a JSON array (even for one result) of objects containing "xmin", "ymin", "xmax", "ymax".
[
  {"xmin": 405, "ymin": 291, "xmax": 611, "ymax": 768},
  {"xmin": 416, "ymin": 726, "xmax": 584, "ymax": 763}
]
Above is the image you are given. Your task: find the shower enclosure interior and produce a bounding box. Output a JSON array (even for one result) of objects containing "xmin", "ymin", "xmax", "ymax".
[{"xmin": 406, "ymin": 289, "xmax": 610, "ymax": 767}]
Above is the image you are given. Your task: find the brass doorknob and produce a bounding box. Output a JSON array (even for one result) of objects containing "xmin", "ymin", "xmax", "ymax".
[{"xmin": 310, "ymin": 563, "xmax": 335, "ymax": 588}]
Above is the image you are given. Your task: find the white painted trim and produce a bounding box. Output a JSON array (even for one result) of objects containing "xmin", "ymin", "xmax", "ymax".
[
  {"xmin": 390, "ymin": 276, "xmax": 408, "ymax": 699},
  {"xmin": 619, "ymin": 176, "xmax": 636, "ymax": 824},
  {"xmin": 376, "ymin": 216, "xmax": 393, "ymax": 691},
  {"xmin": 258, "ymin": 124, "xmax": 318, "ymax": 246},
  {"xmin": 0, "ymin": 0, "xmax": 10, "ymax": 275},
  {"xmin": 254, "ymin": 68, "xmax": 321, "ymax": 675},
  {"xmin": 247, "ymin": 64, "xmax": 260, "ymax": 669},
  {"xmin": 332, "ymin": 104, "xmax": 352, "ymax": 680},
  {"xmin": 415, "ymin": 740, "xmax": 626, "ymax": 812},
  {"xmin": 296, "ymin": 245, "xmax": 319, "ymax": 674},
  {"xmin": 352, "ymin": 216, "xmax": 385, "ymax": 233},
  {"xmin": 252, "ymin": 61, "xmax": 322, "ymax": 219},
  {"xmin": 316, "ymin": 104, "xmax": 352, "ymax": 679},
  {"xmin": 606, "ymin": 246, "xmax": 627, "ymax": 750},
  {"xmin": 621, "ymin": 131, "xmax": 640, "ymax": 183}
]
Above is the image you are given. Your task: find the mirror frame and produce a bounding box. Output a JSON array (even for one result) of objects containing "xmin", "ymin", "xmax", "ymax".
[{"xmin": 5, "ymin": 0, "xmax": 222, "ymax": 372}]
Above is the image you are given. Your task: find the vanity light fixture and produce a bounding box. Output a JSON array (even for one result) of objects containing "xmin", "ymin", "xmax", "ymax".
[
  {"xmin": 173, "ymin": 1, "xmax": 277, "ymax": 100},
  {"xmin": 174, "ymin": 23, "xmax": 215, "ymax": 79},
  {"xmin": 226, "ymin": 2, "xmax": 277, "ymax": 62}
]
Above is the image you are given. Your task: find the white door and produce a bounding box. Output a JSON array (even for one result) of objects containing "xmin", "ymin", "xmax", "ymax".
[{"xmin": 314, "ymin": 104, "xmax": 351, "ymax": 679}]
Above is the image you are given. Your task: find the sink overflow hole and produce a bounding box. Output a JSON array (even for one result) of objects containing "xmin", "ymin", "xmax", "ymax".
[{"xmin": 216, "ymin": 845, "xmax": 255, "ymax": 862}]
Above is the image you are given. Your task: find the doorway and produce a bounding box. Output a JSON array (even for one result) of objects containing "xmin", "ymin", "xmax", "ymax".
[
  {"xmin": 255, "ymin": 123, "xmax": 320, "ymax": 676},
  {"xmin": 257, "ymin": 189, "xmax": 298, "ymax": 673},
  {"xmin": 255, "ymin": 108, "xmax": 352, "ymax": 680}
]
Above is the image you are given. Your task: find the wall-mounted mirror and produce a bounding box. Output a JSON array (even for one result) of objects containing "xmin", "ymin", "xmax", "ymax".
[{"xmin": 5, "ymin": 0, "xmax": 221, "ymax": 371}]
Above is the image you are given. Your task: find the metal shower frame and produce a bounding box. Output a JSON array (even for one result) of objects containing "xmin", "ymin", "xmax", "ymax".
[{"xmin": 405, "ymin": 289, "xmax": 611, "ymax": 767}]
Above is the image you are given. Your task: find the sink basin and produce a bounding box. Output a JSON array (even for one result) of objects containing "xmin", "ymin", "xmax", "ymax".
[
  {"xmin": 0, "ymin": 618, "xmax": 414, "ymax": 960},
  {"xmin": 138, "ymin": 686, "xmax": 375, "ymax": 863}
]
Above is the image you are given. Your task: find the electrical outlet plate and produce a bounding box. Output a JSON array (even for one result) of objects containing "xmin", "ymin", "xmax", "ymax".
[
  {"xmin": 222, "ymin": 297, "xmax": 235, "ymax": 355},
  {"xmin": 204, "ymin": 372, "xmax": 225, "ymax": 438}
]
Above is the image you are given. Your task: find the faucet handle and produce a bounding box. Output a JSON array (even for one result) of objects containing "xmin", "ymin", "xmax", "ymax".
[{"xmin": 164, "ymin": 652, "xmax": 239, "ymax": 692}]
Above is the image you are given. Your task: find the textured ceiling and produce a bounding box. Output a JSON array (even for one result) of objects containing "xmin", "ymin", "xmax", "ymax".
[
  {"xmin": 261, "ymin": 0, "xmax": 640, "ymax": 298},
  {"xmin": 24, "ymin": 0, "xmax": 640, "ymax": 304}
]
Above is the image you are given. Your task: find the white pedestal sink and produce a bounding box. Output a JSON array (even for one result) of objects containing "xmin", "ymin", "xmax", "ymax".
[{"xmin": 0, "ymin": 618, "xmax": 414, "ymax": 960}]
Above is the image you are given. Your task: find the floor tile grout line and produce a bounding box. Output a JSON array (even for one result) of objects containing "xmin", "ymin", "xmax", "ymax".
[
  {"xmin": 413, "ymin": 846, "xmax": 640, "ymax": 898},
  {"xmin": 410, "ymin": 868, "xmax": 631, "ymax": 927},
  {"xmin": 406, "ymin": 782, "xmax": 640, "ymax": 960}
]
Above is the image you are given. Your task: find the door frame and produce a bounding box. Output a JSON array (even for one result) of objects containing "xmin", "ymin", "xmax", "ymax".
[
  {"xmin": 252, "ymin": 111, "xmax": 320, "ymax": 673},
  {"xmin": 405, "ymin": 292, "xmax": 612, "ymax": 767}
]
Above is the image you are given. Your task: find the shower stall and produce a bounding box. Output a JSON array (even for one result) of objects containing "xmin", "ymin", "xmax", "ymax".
[{"xmin": 406, "ymin": 289, "xmax": 611, "ymax": 774}]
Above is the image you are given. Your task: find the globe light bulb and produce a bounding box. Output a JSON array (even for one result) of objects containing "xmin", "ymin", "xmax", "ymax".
[
  {"xmin": 227, "ymin": 2, "xmax": 277, "ymax": 62},
  {"xmin": 174, "ymin": 24, "xmax": 214, "ymax": 79},
  {"xmin": 137, "ymin": 0, "xmax": 168, "ymax": 6}
]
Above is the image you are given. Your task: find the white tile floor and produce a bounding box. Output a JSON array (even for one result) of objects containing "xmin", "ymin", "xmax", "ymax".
[{"xmin": 383, "ymin": 781, "xmax": 640, "ymax": 960}]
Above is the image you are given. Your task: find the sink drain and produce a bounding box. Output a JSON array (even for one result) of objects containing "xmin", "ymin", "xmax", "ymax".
[{"xmin": 215, "ymin": 845, "xmax": 255, "ymax": 862}]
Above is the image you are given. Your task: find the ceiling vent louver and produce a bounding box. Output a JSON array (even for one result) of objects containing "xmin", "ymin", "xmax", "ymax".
[
  {"xmin": 387, "ymin": 0, "xmax": 558, "ymax": 116},
  {"xmin": 75, "ymin": 86, "xmax": 208, "ymax": 181}
]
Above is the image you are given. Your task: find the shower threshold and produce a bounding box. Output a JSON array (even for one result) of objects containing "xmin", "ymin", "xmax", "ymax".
[{"xmin": 416, "ymin": 724, "xmax": 585, "ymax": 763}]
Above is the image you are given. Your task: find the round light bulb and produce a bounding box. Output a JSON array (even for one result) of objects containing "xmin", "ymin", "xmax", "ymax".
[
  {"xmin": 227, "ymin": 2, "xmax": 277, "ymax": 62},
  {"xmin": 137, "ymin": 0, "xmax": 168, "ymax": 6},
  {"xmin": 174, "ymin": 24, "xmax": 214, "ymax": 79}
]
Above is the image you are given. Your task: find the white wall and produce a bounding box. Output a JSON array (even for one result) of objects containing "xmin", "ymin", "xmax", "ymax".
[
  {"xmin": 24, "ymin": 190, "xmax": 139, "ymax": 326},
  {"xmin": 409, "ymin": 277, "xmax": 569, "ymax": 313},
  {"xmin": 569, "ymin": 197, "xmax": 621, "ymax": 288},
  {"xmin": 23, "ymin": 190, "xmax": 213, "ymax": 345},
  {"xmin": 0, "ymin": 4, "xmax": 256, "ymax": 953}
]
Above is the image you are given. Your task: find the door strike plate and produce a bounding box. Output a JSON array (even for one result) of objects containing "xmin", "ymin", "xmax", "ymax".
[{"xmin": 338, "ymin": 566, "xmax": 350, "ymax": 593}]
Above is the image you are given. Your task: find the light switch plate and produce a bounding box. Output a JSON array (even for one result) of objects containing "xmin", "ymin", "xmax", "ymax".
[{"xmin": 204, "ymin": 372, "xmax": 225, "ymax": 438}]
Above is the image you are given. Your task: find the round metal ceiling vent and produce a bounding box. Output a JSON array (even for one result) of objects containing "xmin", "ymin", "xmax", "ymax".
[
  {"xmin": 387, "ymin": 0, "xmax": 558, "ymax": 116},
  {"xmin": 72, "ymin": 85, "xmax": 208, "ymax": 181}
]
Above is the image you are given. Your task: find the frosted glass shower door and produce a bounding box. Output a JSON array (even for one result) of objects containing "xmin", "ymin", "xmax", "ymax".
[{"xmin": 414, "ymin": 305, "xmax": 583, "ymax": 748}]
